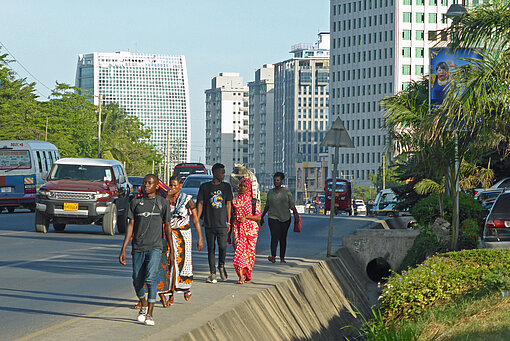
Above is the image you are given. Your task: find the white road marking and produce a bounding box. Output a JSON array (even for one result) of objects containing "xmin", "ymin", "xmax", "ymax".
[{"xmin": 0, "ymin": 245, "xmax": 118, "ymax": 269}]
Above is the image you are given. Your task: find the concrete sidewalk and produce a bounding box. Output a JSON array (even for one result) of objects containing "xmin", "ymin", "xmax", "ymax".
[{"xmin": 18, "ymin": 222, "xmax": 376, "ymax": 341}]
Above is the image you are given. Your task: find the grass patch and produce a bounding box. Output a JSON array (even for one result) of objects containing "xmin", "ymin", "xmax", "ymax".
[
  {"xmin": 405, "ymin": 293, "xmax": 510, "ymax": 340},
  {"xmin": 356, "ymin": 249, "xmax": 510, "ymax": 340}
]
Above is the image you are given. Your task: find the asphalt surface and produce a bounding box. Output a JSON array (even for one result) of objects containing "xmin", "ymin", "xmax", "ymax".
[{"xmin": 0, "ymin": 208, "xmax": 378, "ymax": 341}]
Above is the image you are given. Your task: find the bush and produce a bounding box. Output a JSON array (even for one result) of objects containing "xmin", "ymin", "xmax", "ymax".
[
  {"xmin": 410, "ymin": 193, "xmax": 442, "ymax": 226},
  {"xmin": 411, "ymin": 192, "xmax": 482, "ymax": 227},
  {"xmin": 460, "ymin": 219, "xmax": 480, "ymax": 250},
  {"xmin": 380, "ymin": 249, "xmax": 510, "ymax": 322},
  {"xmin": 398, "ymin": 226, "xmax": 447, "ymax": 272}
]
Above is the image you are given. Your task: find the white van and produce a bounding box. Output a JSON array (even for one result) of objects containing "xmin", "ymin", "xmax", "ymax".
[
  {"xmin": 0, "ymin": 140, "xmax": 60, "ymax": 212},
  {"xmin": 374, "ymin": 189, "xmax": 399, "ymax": 217}
]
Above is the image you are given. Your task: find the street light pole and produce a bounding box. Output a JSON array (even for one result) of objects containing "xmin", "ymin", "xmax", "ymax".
[
  {"xmin": 327, "ymin": 139, "xmax": 339, "ymax": 257},
  {"xmin": 97, "ymin": 94, "xmax": 102, "ymax": 158},
  {"xmin": 320, "ymin": 117, "xmax": 354, "ymax": 257},
  {"xmin": 445, "ymin": 3, "xmax": 466, "ymax": 249}
]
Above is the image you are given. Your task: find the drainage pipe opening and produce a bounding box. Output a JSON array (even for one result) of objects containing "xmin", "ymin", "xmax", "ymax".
[{"xmin": 366, "ymin": 257, "xmax": 392, "ymax": 283}]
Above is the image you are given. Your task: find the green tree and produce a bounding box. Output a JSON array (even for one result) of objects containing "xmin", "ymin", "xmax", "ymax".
[
  {"xmin": 0, "ymin": 53, "xmax": 40, "ymax": 140},
  {"xmin": 439, "ymin": 0, "xmax": 510, "ymax": 158},
  {"xmin": 100, "ymin": 103, "xmax": 161, "ymax": 175},
  {"xmin": 0, "ymin": 50, "xmax": 163, "ymax": 175}
]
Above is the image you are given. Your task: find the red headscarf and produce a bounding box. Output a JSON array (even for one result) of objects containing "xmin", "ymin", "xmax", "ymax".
[{"xmin": 233, "ymin": 178, "xmax": 254, "ymax": 217}]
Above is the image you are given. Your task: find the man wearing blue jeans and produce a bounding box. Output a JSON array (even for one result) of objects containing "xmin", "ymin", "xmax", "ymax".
[{"xmin": 119, "ymin": 174, "xmax": 172, "ymax": 326}]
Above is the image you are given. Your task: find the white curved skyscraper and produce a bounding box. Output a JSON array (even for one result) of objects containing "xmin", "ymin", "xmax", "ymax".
[{"xmin": 75, "ymin": 51, "xmax": 191, "ymax": 168}]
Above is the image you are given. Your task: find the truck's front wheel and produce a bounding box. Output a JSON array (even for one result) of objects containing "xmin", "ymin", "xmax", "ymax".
[
  {"xmin": 102, "ymin": 203, "xmax": 117, "ymax": 236},
  {"xmin": 35, "ymin": 211, "xmax": 49, "ymax": 233}
]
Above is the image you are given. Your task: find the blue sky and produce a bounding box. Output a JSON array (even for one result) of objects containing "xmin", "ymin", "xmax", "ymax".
[{"xmin": 1, "ymin": 0, "xmax": 329, "ymax": 161}]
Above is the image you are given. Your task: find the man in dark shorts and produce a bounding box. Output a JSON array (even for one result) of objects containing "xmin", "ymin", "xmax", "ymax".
[
  {"xmin": 196, "ymin": 163, "xmax": 233, "ymax": 283},
  {"xmin": 119, "ymin": 174, "xmax": 173, "ymax": 326}
]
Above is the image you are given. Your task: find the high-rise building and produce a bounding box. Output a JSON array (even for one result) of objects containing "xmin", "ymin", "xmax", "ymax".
[
  {"xmin": 273, "ymin": 33, "xmax": 331, "ymax": 196},
  {"xmin": 205, "ymin": 73, "xmax": 249, "ymax": 174},
  {"xmin": 329, "ymin": 0, "xmax": 449, "ymax": 185},
  {"xmin": 75, "ymin": 51, "xmax": 191, "ymax": 167},
  {"xmin": 248, "ymin": 64, "xmax": 275, "ymax": 190}
]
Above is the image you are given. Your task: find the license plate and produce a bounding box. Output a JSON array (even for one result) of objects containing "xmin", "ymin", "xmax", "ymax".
[
  {"xmin": 64, "ymin": 202, "xmax": 79, "ymax": 211},
  {"xmin": 1, "ymin": 187, "xmax": 12, "ymax": 193}
]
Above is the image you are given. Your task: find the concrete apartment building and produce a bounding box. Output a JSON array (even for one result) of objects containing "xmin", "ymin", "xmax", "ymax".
[
  {"xmin": 205, "ymin": 73, "xmax": 249, "ymax": 175},
  {"xmin": 75, "ymin": 51, "xmax": 191, "ymax": 168},
  {"xmin": 329, "ymin": 0, "xmax": 449, "ymax": 186},
  {"xmin": 247, "ymin": 64, "xmax": 275, "ymax": 191},
  {"xmin": 273, "ymin": 33, "xmax": 331, "ymax": 199}
]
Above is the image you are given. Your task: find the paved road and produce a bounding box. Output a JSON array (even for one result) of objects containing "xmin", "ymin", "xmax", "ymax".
[{"xmin": 0, "ymin": 208, "xmax": 377, "ymax": 340}]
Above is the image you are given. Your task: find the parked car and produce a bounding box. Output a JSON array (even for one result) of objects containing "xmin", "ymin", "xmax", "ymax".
[
  {"xmin": 180, "ymin": 174, "xmax": 213, "ymax": 202},
  {"xmin": 474, "ymin": 177, "xmax": 510, "ymax": 200},
  {"xmin": 479, "ymin": 188, "xmax": 506, "ymax": 221},
  {"xmin": 36, "ymin": 158, "xmax": 132, "ymax": 235},
  {"xmin": 128, "ymin": 176, "xmax": 144, "ymax": 196},
  {"xmin": 482, "ymin": 192, "xmax": 510, "ymax": 243},
  {"xmin": 353, "ymin": 199, "xmax": 367, "ymax": 216}
]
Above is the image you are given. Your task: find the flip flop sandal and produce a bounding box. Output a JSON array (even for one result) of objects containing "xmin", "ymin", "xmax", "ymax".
[
  {"xmin": 236, "ymin": 280, "xmax": 245, "ymax": 284},
  {"xmin": 132, "ymin": 300, "xmax": 142, "ymax": 309},
  {"xmin": 268, "ymin": 256, "xmax": 276, "ymax": 263},
  {"xmin": 184, "ymin": 291, "xmax": 192, "ymax": 301},
  {"xmin": 159, "ymin": 293, "xmax": 170, "ymax": 308}
]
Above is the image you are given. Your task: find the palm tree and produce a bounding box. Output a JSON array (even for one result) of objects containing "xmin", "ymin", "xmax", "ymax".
[{"xmin": 440, "ymin": 0, "xmax": 510, "ymax": 157}]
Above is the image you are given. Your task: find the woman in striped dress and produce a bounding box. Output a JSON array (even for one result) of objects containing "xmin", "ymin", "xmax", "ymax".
[{"xmin": 158, "ymin": 176, "xmax": 203, "ymax": 306}]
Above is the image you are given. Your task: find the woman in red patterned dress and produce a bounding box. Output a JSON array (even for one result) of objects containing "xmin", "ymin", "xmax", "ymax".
[{"xmin": 232, "ymin": 178, "xmax": 261, "ymax": 284}]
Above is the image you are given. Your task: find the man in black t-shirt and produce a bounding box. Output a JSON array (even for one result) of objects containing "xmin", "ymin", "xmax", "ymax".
[
  {"xmin": 119, "ymin": 174, "xmax": 172, "ymax": 326},
  {"xmin": 197, "ymin": 163, "xmax": 233, "ymax": 283}
]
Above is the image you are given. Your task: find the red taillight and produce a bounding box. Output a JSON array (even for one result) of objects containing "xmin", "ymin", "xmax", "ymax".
[
  {"xmin": 487, "ymin": 220, "xmax": 510, "ymax": 228},
  {"xmin": 25, "ymin": 185, "xmax": 36, "ymax": 194}
]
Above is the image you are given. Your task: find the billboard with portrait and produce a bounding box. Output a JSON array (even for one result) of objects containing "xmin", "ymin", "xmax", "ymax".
[{"xmin": 429, "ymin": 48, "xmax": 482, "ymax": 106}]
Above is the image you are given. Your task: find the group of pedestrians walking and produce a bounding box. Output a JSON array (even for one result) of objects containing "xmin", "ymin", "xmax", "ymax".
[{"xmin": 119, "ymin": 164, "xmax": 300, "ymax": 326}]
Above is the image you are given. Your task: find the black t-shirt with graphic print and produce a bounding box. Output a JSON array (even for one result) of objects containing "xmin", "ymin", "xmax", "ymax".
[
  {"xmin": 197, "ymin": 181, "xmax": 233, "ymax": 228},
  {"xmin": 128, "ymin": 195, "xmax": 171, "ymax": 252}
]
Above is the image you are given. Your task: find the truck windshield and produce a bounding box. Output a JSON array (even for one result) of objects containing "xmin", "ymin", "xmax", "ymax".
[
  {"xmin": 50, "ymin": 164, "xmax": 113, "ymax": 181},
  {"xmin": 327, "ymin": 182, "xmax": 347, "ymax": 193},
  {"xmin": 380, "ymin": 193, "xmax": 397, "ymax": 204},
  {"xmin": 0, "ymin": 150, "xmax": 31, "ymax": 170}
]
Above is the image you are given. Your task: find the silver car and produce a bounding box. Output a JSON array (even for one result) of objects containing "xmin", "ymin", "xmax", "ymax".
[{"xmin": 180, "ymin": 174, "xmax": 214, "ymax": 202}]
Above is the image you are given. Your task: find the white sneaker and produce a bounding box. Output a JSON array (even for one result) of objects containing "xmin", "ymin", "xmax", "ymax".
[
  {"xmin": 144, "ymin": 314, "xmax": 155, "ymax": 326},
  {"xmin": 206, "ymin": 273, "xmax": 217, "ymax": 283},
  {"xmin": 137, "ymin": 307, "xmax": 147, "ymax": 323}
]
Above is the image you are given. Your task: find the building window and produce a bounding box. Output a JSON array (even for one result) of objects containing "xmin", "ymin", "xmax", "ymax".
[
  {"xmin": 402, "ymin": 47, "xmax": 411, "ymax": 58},
  {"xmin": 402, "ymin": 65, "xmax": 411, "ymax": 75},
  {"xmin": 416, "ymin": 30, "xmax": 424, "ymax": 40},
  {"xmin": 428, "ymin": 30, "xmax": 438, "ymax": 41},
  {"xmin": 403, "ymin": 0, "xmax": 411, "ymax": 4},
  {"xmin": 403, "ymin": 30, "xmax": 411, "ymax": 40},
  {"xmin": 402, "ymin": 82, "xmax": 411, "ymax": 90},
  {"xmin": 416, "ymin": 13, "xmax": 424, "ymax": 23},
  {"xmin": 416, "ymin": 47, "xmax": 424, "ymax": 58},
  {"xmin": 403, "ymin": 12, "xmax": 411, "ymax": 22},
  {"xmin": 416, "ymin": 0, "xmax": 424, "ymax": 4},
  {"xmin": 415, "ymin": 65, "xmax": 424, "ymax": 75},
  {"xmin": 441, "ymin": 0, "xmax": 448, "ymax": 6},
  {"xmin": 429, "ymin": 13, "xmax": 437, "ymax": 23}
]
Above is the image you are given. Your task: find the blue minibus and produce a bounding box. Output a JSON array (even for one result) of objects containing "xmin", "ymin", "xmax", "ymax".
[{"xmin": 0, "ymin": 140, "xmax": 60, "ymax": 212}]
